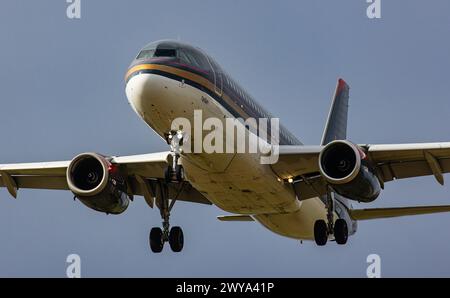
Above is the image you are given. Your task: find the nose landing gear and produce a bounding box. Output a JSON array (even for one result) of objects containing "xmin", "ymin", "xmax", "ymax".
[
  {"xmin": 164, "ymin": 130, "xmax": 186, "ymax": 183},
  {"xmin": 313, "ymin": 187, "xmax": 349, "ymax": 246}
]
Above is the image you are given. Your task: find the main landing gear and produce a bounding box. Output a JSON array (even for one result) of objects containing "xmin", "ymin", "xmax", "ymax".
[
  {"xmin": 149, "ymin": 131, "xmax": 186, "ymax": 253},
  {"xmin": 313, "ymin": 187, "xmax": 348, "ymax": 246},
  {"xmin": 148, "ymin": 179, "xmax": 185, "ymax": 253}
]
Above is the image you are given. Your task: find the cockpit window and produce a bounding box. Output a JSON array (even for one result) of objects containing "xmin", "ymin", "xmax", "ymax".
[
  {"xmin": 177, "ymin": 50, "xmax": 190, "ymax": 63},
  {"xmin": 154, "ymin": 48, "xmax": 177, "ymax": 57},
  {"xmin": 136, "ymin": 43, "xmax": 177, "ymax": 60},
  {"xmin": 179, "ymin": 49, "xmax": 210, "ymax": 71},
  {"xmin": 136, "ymin": 49, "xmax": 155, "ymax": 60}
]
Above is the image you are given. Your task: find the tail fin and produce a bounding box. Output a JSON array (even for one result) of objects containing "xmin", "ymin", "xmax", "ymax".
[{"xmin": 321, "ymin": 78, "xmax": 350, "ymax": 145}]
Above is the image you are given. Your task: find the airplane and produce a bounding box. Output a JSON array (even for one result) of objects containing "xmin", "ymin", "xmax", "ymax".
[{"xmin": 2, "ymin": 39, "xmax": 450, "ymax": 253}]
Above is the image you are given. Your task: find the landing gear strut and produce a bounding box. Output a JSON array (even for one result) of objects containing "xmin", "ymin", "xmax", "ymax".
[
  {"xmin": 148, "ymin": 179, "xmax": 185, "ymax": 253},
  {"xmin": 149, "ymin": 131, "xmax": 186, "ymax": 253},
  {"xmin": 313, "ymin": 186, "xmax": 348, "ymax": 246},
  {"xmin": 164, "ymin": 130, "xmax": 185, "ymax": 183}
]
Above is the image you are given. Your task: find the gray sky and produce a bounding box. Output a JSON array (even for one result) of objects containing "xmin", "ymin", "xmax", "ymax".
[{"xmin": 1, "ymin": 0, "xmax": 450, "ymax": 277}]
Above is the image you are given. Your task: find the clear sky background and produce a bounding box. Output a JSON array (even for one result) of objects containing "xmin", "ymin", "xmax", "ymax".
[{"xmin": 0, "ymin": 0, "xmax": 450, "ymax": 277}]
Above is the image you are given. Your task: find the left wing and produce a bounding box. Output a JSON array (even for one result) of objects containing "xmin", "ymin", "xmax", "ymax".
[
  {"xmin": 0, "ymin": 152, "xmax": 211, "ymax": 205},
  {"xmin": 272, "ymin": 142, "xmax": 450, "ymax": 200},
  {"xmin": 365, "ymin": 142, "xmax": 450, "ymax": 185},
  {"xmin": 271, "ymin": 78, "xmax": 450, "ymax": 219}
]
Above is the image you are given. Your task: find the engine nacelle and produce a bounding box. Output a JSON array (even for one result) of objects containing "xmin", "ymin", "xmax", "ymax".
[
  {"xmin": 319, "ymin": 140, "xmax": 381, "ymax": 202},
  {"xmin": 66, "ymin": 153, "xmax": 130, "ymax": 214}
]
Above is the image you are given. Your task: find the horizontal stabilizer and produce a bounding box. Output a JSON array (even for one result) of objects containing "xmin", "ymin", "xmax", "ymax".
[
  {"xmin": 217, "ymin": 215, "xmax": 254, "ymax": 222},
  {"xmin": 350, "ymin": 205, "xmax": 450, "ymax": 221}
]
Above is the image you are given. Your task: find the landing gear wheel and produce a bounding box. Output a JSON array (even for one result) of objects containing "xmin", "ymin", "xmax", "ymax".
[
  {"xmin": 175, "ymin": 165, "xmax": 184, "ymax": 182},
  {"xmin": 169, "ymin": 226, "xmax": 184, "ymax": 252},
  {"xmin": 149, "ymin": 227, "xmax": 164, "ymax": 253},
  {"xmin": 334, "ymin": 219, "xmax": 348, "ymax": 245},
  {"xmin": 314, "ymin": 220, "xmax": 328, "ymax": 246}
]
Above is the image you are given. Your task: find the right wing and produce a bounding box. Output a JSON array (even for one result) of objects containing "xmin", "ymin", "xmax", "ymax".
[
  {"xmin": 0, "ymin": 152, "xmax": 211, "ymax": 205},
  {"xmin": 271, "ymin": 142, "xmax": 450, "ymax": 201}
]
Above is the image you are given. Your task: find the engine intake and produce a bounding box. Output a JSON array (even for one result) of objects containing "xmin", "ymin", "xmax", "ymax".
[
  {"xmin": 67, "ymin": 153, "xmax": 129, "ymax": 214},
  {"xmin": 319, "ymin": 140, "xmax": 381, "ymax": 202}
]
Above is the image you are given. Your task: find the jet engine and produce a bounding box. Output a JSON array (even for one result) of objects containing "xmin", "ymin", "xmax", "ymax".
[
  {"xmin": 66, "ymin": 153, "xmax": 130, "ymax": 214},
  {"xmin": 319, "ymin": 140, "xmax": 381, "ymax": 202}
]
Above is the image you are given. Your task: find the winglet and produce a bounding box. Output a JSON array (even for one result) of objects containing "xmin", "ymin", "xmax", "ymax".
[{"xmin": 321, "ymin": 78, "xmax": 350, "ymax": 145}]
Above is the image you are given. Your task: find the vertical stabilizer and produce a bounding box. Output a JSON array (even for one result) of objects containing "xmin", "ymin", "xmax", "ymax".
[{"xmin": 321, "ymin": 78, "xmax": 350, "ymax": 145}]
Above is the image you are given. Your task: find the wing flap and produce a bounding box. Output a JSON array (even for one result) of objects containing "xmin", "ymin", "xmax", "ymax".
[
  {"xmin": 292, "ymin": 175, "xmax": 328, "ymax": 200},
  {"xmin": 377, "ymin": 159, "xmax": 450, "ymax": 182},
  {"xmin": 127, "ymin": 177, "xmax": 212, "ymax": 205},
  {"xmin": 366, "ymin": 142, "xmax": 450, "ymax": 184},
  {"xmin": 0, "ymin": 175, "xmax": 68, "ymax": 191},
  {"xmin": 270, "ymin": 145, "xmax": 322, "ymax": 179}
]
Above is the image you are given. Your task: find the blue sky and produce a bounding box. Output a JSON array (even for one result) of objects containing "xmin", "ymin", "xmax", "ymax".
[{"xmin": 0, "ymin": 0, "xmax": 450, "ymax": 277}]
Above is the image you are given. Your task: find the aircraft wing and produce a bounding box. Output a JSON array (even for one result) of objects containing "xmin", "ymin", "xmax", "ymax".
[
  {"xmin": 0, "ymin": 152, "xmax": 211, "ymax": 205},
  {"xmin": 271, "ymin": 145, "xmax": 323, "ymax": 180},
  {"xmin": 364, "ymin": 142, "xmax": 450, "ymax": 185},
  {"xmin": 272, "ymin": 142, "xmax": 450, "ymax": 200}
]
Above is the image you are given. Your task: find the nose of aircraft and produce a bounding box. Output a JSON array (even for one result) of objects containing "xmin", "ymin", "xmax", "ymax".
[
  {"xmin": 125, "ymin": 64, "xmax": 184, "ymax": 130},
  {"xmin": 125, "ymin": 70, "xmax": 158, "ymax": 119}
]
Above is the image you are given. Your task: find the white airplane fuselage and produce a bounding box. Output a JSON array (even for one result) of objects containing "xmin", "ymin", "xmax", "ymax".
[{"xmin": 126, "ymin": 72, "xmax": 329, "ymax": 241}]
